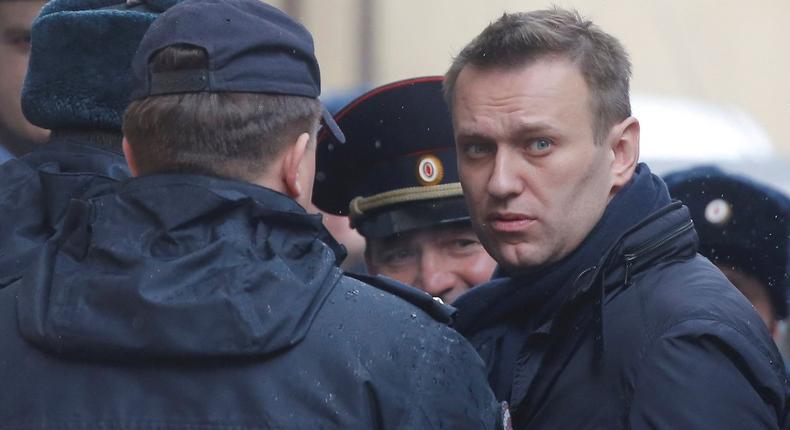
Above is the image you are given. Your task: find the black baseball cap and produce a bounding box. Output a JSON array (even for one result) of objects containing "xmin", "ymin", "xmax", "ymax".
[{"xmin": 130, "ymin": 0, "xmax": 344, "ymax": 143}]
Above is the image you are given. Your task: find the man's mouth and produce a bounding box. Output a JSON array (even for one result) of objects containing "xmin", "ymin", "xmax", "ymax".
[{"xmin": 486, "ymin": 212, "xmax": 535, "ymax": 233}]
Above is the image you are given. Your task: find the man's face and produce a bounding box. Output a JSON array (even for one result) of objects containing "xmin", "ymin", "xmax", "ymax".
[
  {"xmin": 0, "ymin": 0, "xmax": 48, "ymax": 153},
  {"xmin": 718, "ymin": 265, "xmax": 778, "ymax": 338},
  {"xmin": 452, "ymin": 58, "xmax": 617, "ymax": 274},
  {"xmin": 365, "ymin": 223, "xmax": 497, "ymax": 303}
]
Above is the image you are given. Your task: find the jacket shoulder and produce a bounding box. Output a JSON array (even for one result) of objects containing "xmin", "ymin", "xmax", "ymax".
[
  {"xmin": 322, "ymin": 273, "xmax": 481, "ymax": 367},
  {"xmin": 619, "ymin": 256, "xmax": 788, "ymax": 427},
  {"xmin": 344, "ymin": 272, "xmax": 455, "ymax": 323},
  {"xmin": 628, "ymin": 254, "xmax": 783, "ymax": 365},
  {"xmin": 319, "ymin": 274, "xmax": 501, "ymax": 429},
  {"xmin": 638, "ymin": 256, "xmax": 767, "ymax": 330}
]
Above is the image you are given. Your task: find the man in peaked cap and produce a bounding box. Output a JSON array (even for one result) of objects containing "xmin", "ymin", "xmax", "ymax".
[
  {"xmin": 314, "ymin": 76, "xmax": 497, "ymax": 304},
  {"xmin": 0, "ymin": 0, "xmax": 181, "ymax": 287},
  {"xmin": 665, "ymin": 166, "xmax": 790, "ymax": 341},
  {"xmin": 0, "ymin": 1, "xmax": 504, "ymax": 428},
  {"xmin": 0, "ymin": 0, "xmax": 49, "ymax": 162}
]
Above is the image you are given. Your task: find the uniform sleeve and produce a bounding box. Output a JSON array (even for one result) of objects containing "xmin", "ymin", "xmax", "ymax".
[
  {"xmin": 409, "ymin": 326, "xmax": 505, "ymax": 430},
  {"xmin": 627, "ymin": 318, "xmax": 788, "ymax": 429}
]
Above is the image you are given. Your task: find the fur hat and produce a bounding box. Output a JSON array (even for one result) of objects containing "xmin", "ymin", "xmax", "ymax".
[
  {"xmin": 665, "ymin": 166, "xmax": 790, "ymax": 318},
  {"xmin": 21, "ymin": 0, "xmax": 180, "ymax": 132}
]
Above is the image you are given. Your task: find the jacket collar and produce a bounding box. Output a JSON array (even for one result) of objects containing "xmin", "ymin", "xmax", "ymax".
[
  {"xmin": 563, "ymin": 201, "xmax": 697, "ymax": 302},
  {"xmin": 119, "ymin": 173, "xmax": 347, "ymax": 262},
  {"xmin": 454, "ymin": 163, "xmax": 675, "ymax": 333},
  {"xmin": 22, "ymin": 135, "xmax": 125, "ymax": 168}
]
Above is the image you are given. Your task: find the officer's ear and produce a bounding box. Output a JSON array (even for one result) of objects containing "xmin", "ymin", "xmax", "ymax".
[
  {"xmin": 363, "ymin": 242, "xmax": 376, "ymax": 274},
  {"xmin": 282, "ymin": 132, "xmax": 311, "ymax": 200},
  {"xmin": 122, "ymin": 137, "xmax": 140, "ymax": 177},
  {"xmin": 608, "ymin": 116, "xmax": 640, "ymax": 195}
]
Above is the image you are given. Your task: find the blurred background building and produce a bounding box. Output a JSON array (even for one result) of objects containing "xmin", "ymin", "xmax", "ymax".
[{"xmin": 269, "ymin": 0, "xmax": 790, "ymax": 191}]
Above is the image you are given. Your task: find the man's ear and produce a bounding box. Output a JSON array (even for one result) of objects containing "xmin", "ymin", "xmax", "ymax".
[
  {"xmin": 609, "ymin": 116, "xmax": 640, "ymax": 192},
  {"xmin": 122, "ymin": 137, "xmax": 140, "ymax": 177},
  {"xmin": 282, "ymin": 132, "xmax": 311, "ymax": 199}
]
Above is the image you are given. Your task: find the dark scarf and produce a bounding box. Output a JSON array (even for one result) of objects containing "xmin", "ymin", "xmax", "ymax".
[{"xmin": 452, "ymin": 163, "xmax": 671, "ymax": 399}]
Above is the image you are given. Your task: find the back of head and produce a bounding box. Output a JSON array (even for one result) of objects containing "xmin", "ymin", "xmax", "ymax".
[
  {"xmin": 123, "ymin": 0, "xmax": 343, "ymax": 181},
  {"xmin": 21, "ymin": 0, "xmax": 181, "ymax": 140},
  {"xmin": 123, "ymin": 44, "xmax": 321, "ymax": 180},
  {"xmin": 444, "ymin": 7, "xmax": 632, "ymax": 143}
]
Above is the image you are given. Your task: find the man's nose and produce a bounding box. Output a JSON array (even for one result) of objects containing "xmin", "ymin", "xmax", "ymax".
[
  {"xmin": 414, "ymin": 252, "xmax": 459, "ymax": 300},
  {"xmin": 486, "ymin": 148, "xmax": 523, "ymax": 199}
]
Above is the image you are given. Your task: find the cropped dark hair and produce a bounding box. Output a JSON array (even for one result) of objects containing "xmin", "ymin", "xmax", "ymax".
[
  {"xmin": 123, "ymin": 44, "xmax": 322, "ymax": 180},
  {"xmin": 444, "ymin": 8, "xmax": 632, "ymax": 144}
]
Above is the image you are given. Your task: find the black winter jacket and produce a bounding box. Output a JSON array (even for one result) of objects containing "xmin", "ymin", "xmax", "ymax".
[
  {"xmin": 454, "ymin": 165, "xmax": 789, "ymax": 429},
  {"xmin": 0, "ymin": 174, "xmax": 501, "ymax": 430},
  {"xmin": 0, "ymin": 137, "xmax": 128, "ymax": 287}
]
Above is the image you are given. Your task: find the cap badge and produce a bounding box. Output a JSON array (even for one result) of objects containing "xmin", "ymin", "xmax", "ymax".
[
  {"xmin": 416, "ymin": 154, "xmax": 444, "ymax": 186},
  {"xmin": 704, "ymin": 198, "xmax": 733, "ymax": 226}
]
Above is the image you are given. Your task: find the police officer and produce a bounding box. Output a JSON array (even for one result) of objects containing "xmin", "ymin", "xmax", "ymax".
[
  {"xmin": 0, "ymin": 1, "xmax": 502, "ymax": 428},
  {"xmin": 0, "ymin": 0, "xmax": 180, "ymax": 286},
  {"xmin": 665, "ymin": 166, "xmax": 790, "ymax": 340},
  {"xmin": 313, "ymin": 77, "xmax": 497, "ymax": 303}
]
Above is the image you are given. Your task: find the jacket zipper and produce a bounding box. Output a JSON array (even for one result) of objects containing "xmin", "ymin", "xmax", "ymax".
[{"xmin": 622, "ymin": 220, "xmax": 694, "ymax": 285}]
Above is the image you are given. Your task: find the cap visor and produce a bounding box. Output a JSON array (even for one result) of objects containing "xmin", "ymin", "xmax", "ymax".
[{"xmin": 321, "ymin": 107, "xmax": 345, "ymax": 143}]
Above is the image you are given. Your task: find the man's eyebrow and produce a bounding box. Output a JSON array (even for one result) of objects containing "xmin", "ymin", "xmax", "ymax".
[
  {"xmin": 455, "ymin": 121, "xmax": 558, "ymax": 141},
  {"xmin": 454, "ymin": 130, "xmax": 492, "ymax": 142},
  {"xmin": 512, "ymin": 121, "xmax": 558, "ymax": 135},
  {"xmin": 371, "ymin": 235, "xmax": 412, "ymax": 251}
]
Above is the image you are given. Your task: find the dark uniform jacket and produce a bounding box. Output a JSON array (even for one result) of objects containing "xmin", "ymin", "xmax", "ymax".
[
  {"xmin": 0, "ymin": 136, "xmax": 129, "ymax": 287},
  {"xmin": 0, "ymin": 174, "xmax": 500, "ymax": 430},
  {"xmin": 453, "ymin": 164, "xmax": 790, "ymax": 429}
]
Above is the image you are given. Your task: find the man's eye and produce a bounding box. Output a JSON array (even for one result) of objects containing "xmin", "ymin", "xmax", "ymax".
[
  {"xmin": 4, "ymin": 33, "xmax": 32, "ymax": 53},
  {"xmin": 464, "ymin": 143, "xmax": 492, "ymax": 158},
  {"xmin": 446, "ymin": 238, "xmax": 484, "ymax": 255},
  {"xmin": 381, "ymin": 249, "xmax": 417, "ymax": 266},
  {"xmin": 453, "ymin": 239, "xmax": 479, "ymax": 249},
  {"xmin": 526, "ymin": 138, "xmax": 553, "ymax": 153}
]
